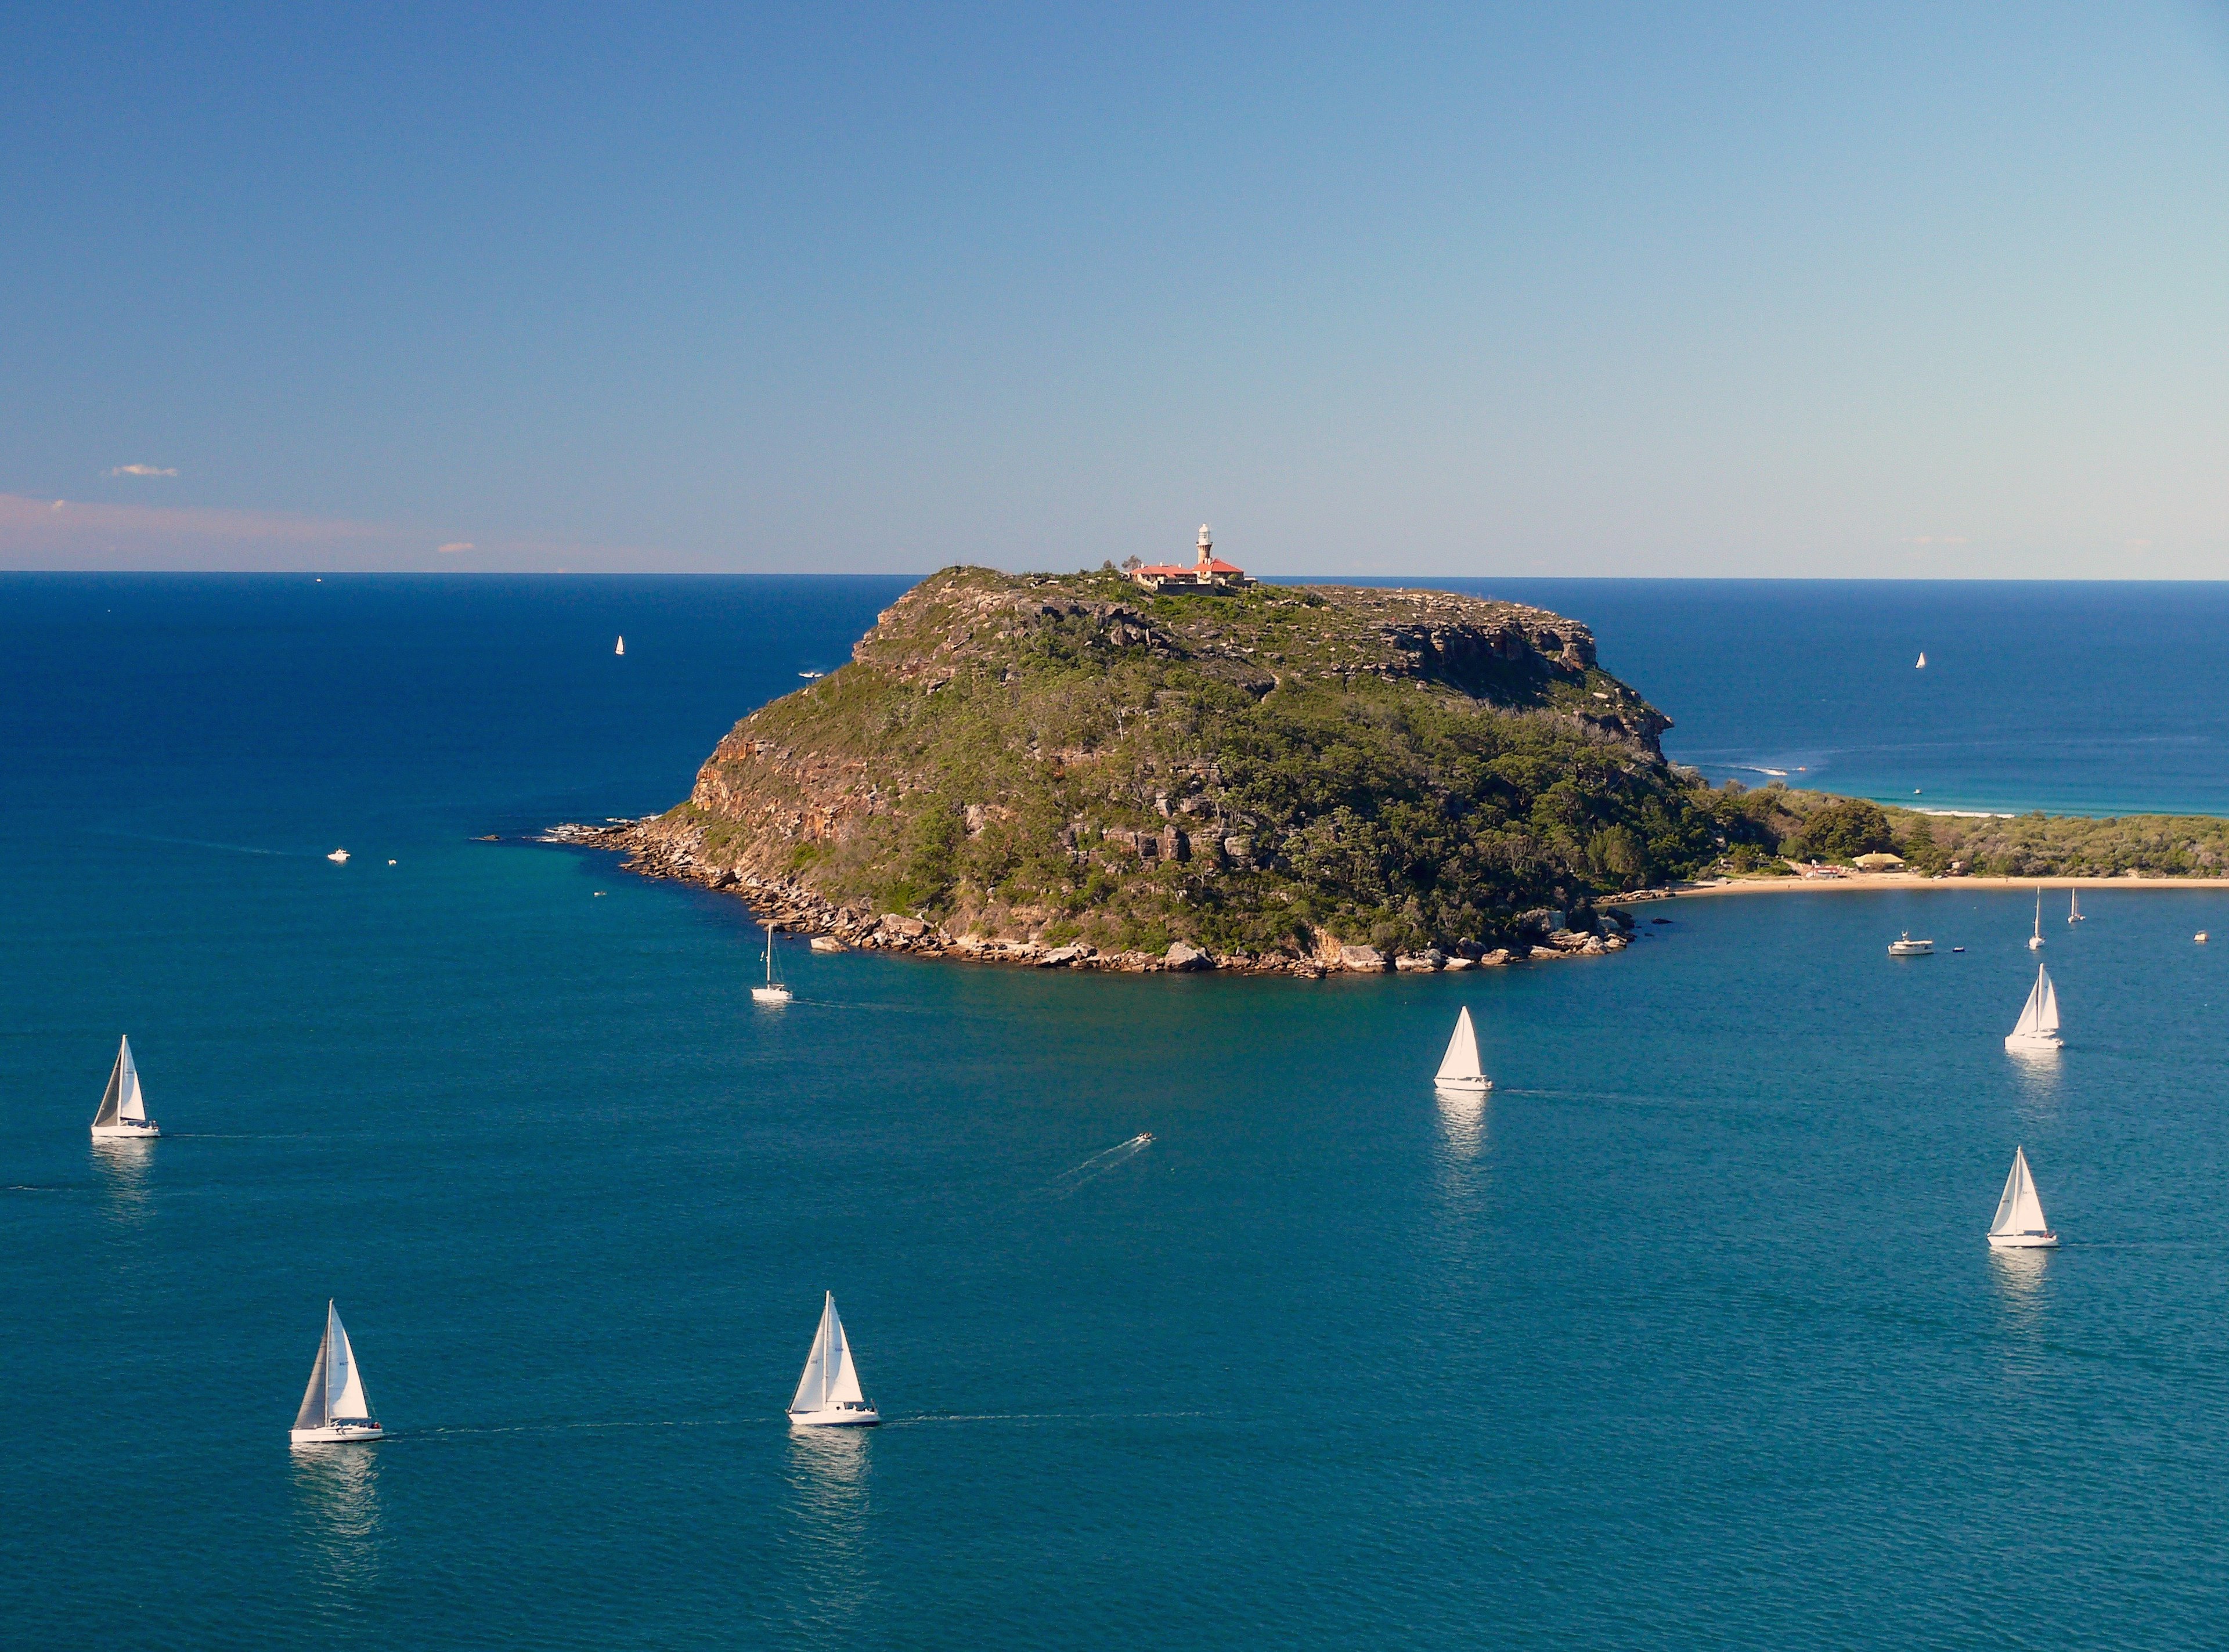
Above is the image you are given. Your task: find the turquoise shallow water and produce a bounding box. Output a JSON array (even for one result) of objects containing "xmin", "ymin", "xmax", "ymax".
[{"xmin": 6, "ymin": 577, "xmax": 2229, "ymax": 1647}]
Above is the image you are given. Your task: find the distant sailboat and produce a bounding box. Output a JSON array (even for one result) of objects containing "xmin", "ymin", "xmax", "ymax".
[
  {"xmin": 327, "ymin": 848, "xmax": 349, "ymax": 863},
  {"xmin": 2027, "ymin": 889, "xmax": 2044, "ymax": 951},
  {"xmin": 752, "ymin": 919, "xmax": 792, "ymax": 1004},
  {"xmin": 2004, "ymin": 962, "xmax": 2062, "ymax": 1051},
  {"xmin": 1433, "ymin": 1007, "xmax": 1491, "ymax": 1093},
  {"xmin": 1916, "ymin": 651, "xmax": 1927, "ymax": 669},
  {"xmin": 290, "ymin": 1301, "xmax": 384, "ymax": 1444},
  {"xmin": 90, "ymin": 1035, "xmax": 160, "ymax": 1139},
  {"xmin": 1986, "ymin": 1146, "xmax": 2059, "ymax": 1249},
  {"xmin": 2068, "ymin": 889, "xmax": 2083, "ymax": 924},
  {"xmin": 615, "ymin": 636, "xmax": 625, "ymax": 656},
  {"xmin": 788, "ymin": 1292, "xmax": 879, "ymax": 1426}
]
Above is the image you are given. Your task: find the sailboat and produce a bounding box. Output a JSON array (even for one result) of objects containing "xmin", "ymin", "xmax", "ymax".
[
  {"xmin": 1916, "ymin": 651, "xmax": 1927, "ymax": 669},
  {"xmin": 327, "ymin": 848, "xmax": 350, "ymax": 863},
  {"xmin": 752, "ymin": 919, "xmax": 792, "ymax": 1004},
  {"xmin": 615, "ymin": 636, "xmax": 625, "ymax": 656},
  {"xmin": 290, "ymin": 1301, "xmax": 384, "ymax": 1444},
  {"xmin": 788, "ymin": 1292, "xmax": 879, "ymax": 1426},
  {"xmin": 2004, "ymin": 961, "xmax": 2062, "ymax": 1051},
  {"xmin": 1986, "ymin": 1146, "xmax": 2059, "ymax": 1249},
  {"xmin": 90, "ymin": 1035, "xmax": 160, "ymax": 1139},
  {"xmin": 2068, "ymin": 889, "xmax": 2084, "ymax": 924},
  {"xmin": 1433, "ymin": 1007, "xmax": 1491, "ymax": 1093},
  {"xmin": 2027, "ymin": 889, "xmax": 2044, "ymax": 951}
]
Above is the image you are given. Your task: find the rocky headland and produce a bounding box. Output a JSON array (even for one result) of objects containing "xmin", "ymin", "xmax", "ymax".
[{"xmin": 547, "ymin": 565, "xmax": 1712, "ymax": 974}]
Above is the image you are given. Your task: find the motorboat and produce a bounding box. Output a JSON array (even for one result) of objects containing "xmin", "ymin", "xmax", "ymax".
[{"xmin": 1887, "ymin": 932, "xmax": 1933, "ymax": 957}]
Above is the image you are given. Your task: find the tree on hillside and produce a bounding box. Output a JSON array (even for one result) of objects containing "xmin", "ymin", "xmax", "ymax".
[{"xmin": 1787, "ymin": 798, "xmax": 1894, "ymax": 862}]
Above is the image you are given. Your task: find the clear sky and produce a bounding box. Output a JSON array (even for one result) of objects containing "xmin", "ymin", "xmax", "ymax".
[{"xmin": 6, "ymin": 2, "xmax": 2229, "ymax": 576}]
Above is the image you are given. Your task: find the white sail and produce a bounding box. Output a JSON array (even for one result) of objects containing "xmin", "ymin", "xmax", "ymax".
[
  {"xmin": 328, "ymin": 1308, "xmax": 373, "ymax": 1422},
  {"xmin": 295, "ymin": 1321, "xmax": 333, "ymax": 1431},
  {"xmin": 2007, "ymin": 964, "xmax": 2060, "ymax": 1041},
  {"xmin": 615, "ymin": 635, "xmax": 625, "ymax": 655},
  {"xmin": 1435, "ymin": 1008, "xmax": 1484, "ymax": 1084},
  {"xmin": 1990, "ymin": 1147, "xmax": 2051, "ymax": 1238},
  {"xmin": 298, "ymin": 1301, "xmax": 376, "ymax": 1430},
  {"xmin": 791, "ymin": 1293, "xmax": 864, "ymax": 1413},
  {"xmin": 117, "ymin": 1040, "xmax": 147, "ymax": 1122},
  {"xmin": 93, "ymin": 1038, "xmax": 127, "ymax": 1127},
  {"xmin": 1916, "ymin": 651, "xmax": 1926, "ymax": 668}
]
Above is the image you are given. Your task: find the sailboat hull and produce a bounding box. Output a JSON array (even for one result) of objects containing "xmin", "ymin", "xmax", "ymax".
[
  {"xmin": 1987, "ymin": 1231, "xmax": 2059, "ymax": 1250},
  {"xmin": 751, "ymin": 986, "xmax": 793, "ymax": 1004},
  {"xmin": 91, "ymin": 1119, "xmax": 160, "ymax": 1139},
  {"xmin": 1432, "ymin": 1077, "xmax": 1492, "ymax": 1094},
  {"xmin": 290, "ymin": 1423, "xmax": 384, "ymax": 1445},
  {"xmin": 788, "ymin": 1405, "xmax": 879, "ymax": 1427},
  {"xmin": 2004, "ymin": 1033, "xmax": 2062, "ymax": 1052}
]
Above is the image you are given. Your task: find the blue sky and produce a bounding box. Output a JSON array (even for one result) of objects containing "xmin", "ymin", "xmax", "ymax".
[{"xmin": 6, "ymin": 2, "xmax": 2229, "ymax": 575}]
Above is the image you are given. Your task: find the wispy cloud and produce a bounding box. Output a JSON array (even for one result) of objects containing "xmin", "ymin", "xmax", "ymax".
[
  {"xmin": 437, "ymin": 541, "xmax": 475, "ymax": 553},
  {"xmin": 107, "ymin": 464, "xmax": 179, "ymax": 478}
]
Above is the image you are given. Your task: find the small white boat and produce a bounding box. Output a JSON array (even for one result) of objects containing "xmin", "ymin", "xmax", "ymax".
[
  {"xmin": 90, "ymin": 1035, "xmax": 160, "ymax": 1139},
  {"xmin": 799, "ymin": 670, "xmax": 824, "ymax": 679},
  {"xmin": 2198, "ymin": 932, "xmax": 2210, "ymax": 944},
  {"xmin": 615, "ymin": 636, "xmax": 625, "ymax": 656},
  {"xmin": 1887, "ymin": 932, "xmax": 1934, "ymax": 957},
  {"xmin": 291, "ymin": 1300, "xmax": 384, "ymax": 1444},
  {"xmin": 1986, "ymin": 1146, "xmax": 2059, "ymax": 1249},
  {"xmin": 1916, "ymin": 651, "xmax": 1927, "ymax": 669},
  {"xmin": 1433, "ymin": 1007, "xmax": 1491, "ymax": 1093},
  {"xmin": 2026, "ymin": 889, "xmax": 2044, "ymax": 951},
  {"xmin": 751, "ymin": 919, "xmax": 792, "ymax": 1004},
  {"xmin": 2004, "ymin": 961, "xmax": 2062, "ymax": 1051},
  {"xmin": 327, "ymin": 848, "xmax": 350, "ymax": 864},
  {"xmin": 2068, "ymin": 889, "xmax": 2083, "ymax": 924},
  {"xmin": 788, "ymin": 1292, "xmax": 879, "ymax": 1426}
]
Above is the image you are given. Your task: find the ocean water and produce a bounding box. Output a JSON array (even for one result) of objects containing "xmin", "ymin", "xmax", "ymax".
[
  {"xmin": 1363, "ymin": 578, "xmax": 2229, "ymax": 818},
  {"xmin": 5, "ymin": 575, "xmax": 2229, "ymax": 1649}
]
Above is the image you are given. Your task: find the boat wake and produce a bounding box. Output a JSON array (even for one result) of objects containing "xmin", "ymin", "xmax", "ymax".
[{"xmin": 1041, "ymin": 1132, "xmax": 1154, "ymax": 1196}]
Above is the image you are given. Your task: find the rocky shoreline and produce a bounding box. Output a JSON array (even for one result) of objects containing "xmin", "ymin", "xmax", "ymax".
[{"xmin": 540, "ymin": 818, "xmax": 1640, "ymax": 976}]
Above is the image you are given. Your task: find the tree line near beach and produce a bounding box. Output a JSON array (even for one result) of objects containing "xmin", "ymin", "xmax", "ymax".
[{"xmin": 1709, "ymin": 783, "xmax": 2229, "ymax": 880}]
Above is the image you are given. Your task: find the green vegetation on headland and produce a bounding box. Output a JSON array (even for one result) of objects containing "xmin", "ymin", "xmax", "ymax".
[
  {"xmin": 1715, "ymin": 787, "xmax": 2229, "ymax": 879},
  {"xmin": 572, "ymin": 567, "xmax": 2228, "ymax": 972}
]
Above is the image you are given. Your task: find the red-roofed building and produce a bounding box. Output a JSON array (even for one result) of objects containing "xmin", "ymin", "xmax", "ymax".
[{"xmin": 1130, "ymin": 525, "xmax": 1252, "ymax": 594}]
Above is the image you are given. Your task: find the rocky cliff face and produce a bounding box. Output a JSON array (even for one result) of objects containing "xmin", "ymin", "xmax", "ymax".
[{"xmin": 561, "ymin": 566, "xmax": 1705, "ymax": 970}]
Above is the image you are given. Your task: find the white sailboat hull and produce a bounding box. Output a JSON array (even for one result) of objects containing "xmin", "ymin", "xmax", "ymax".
[
  {"xmin": 2004, "ymin": 1032, "xmax": 2062, "ymax": 1052},
  {"xmin": 1986, "ymin": 1230, "xmax": 2059, "ymax": 1250},
  {"xmin": 788, "ymin": 1403, "xmax": 879, "ymax": 1427},
  {"xmin": 290, "ymin": 1422, "xmax": 384, "ymax": 1445},
  {"xmin": 1432, "ymin": 1076, "xmax": 1492, "ymax": 1094},
  {"xmin": 91, "ymin": 1119, "xmax": 160, "ymax": 1139},
  {"xmin": 751, "ymin": 985, "xmax": 793, "ymax": 1004}
]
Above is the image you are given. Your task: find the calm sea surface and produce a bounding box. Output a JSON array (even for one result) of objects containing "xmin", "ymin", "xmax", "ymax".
[{"xmin": 5, "ymin": 575, "xmax": 2228, "ymax": 1649}]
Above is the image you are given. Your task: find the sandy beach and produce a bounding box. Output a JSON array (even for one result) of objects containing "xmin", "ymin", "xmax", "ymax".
[{"xmin": 1667, "ymin": 873, "xmax": 2229, "ymax": 898}]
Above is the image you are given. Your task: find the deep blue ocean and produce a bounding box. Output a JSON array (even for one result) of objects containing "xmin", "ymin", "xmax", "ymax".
[{"xmin": 6, "ymin": 575, "xmax": 2229, "ymax": 1649}]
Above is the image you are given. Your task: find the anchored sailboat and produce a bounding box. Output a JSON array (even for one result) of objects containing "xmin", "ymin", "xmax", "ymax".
[
  {"xmin": 2027, "ymin": 889, "xmax": 2044, "ymax": 951},
  {"xmin": 2068, "ymin": 889, "xmax": 2083, "ymax": 924},
  {"xmin": 1987, "ymin": 1146, "xmax": 2059, "ymax": 1249},
  {"xmin": 1433, "ymin": 1007, "xmax": 1491, "ymax": 1093},
  {"xmin": 752, "ymin": 919, "xmax": 792, "ymax": 1004},
  {"xmin": 291, "ymin": 1301, "xmax": 383, "ymax": 1444},
  {"xmin": 788, "ymin": 1292, "xmax": 879, "ymax": 1426},
  {"xmin": 2004, "ymin": 961, "xmax": 2062, "ymax": 1051},
  {"xmin": 90, "ymin": 1036, "xmax": 160, "ymax": 1139}
]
